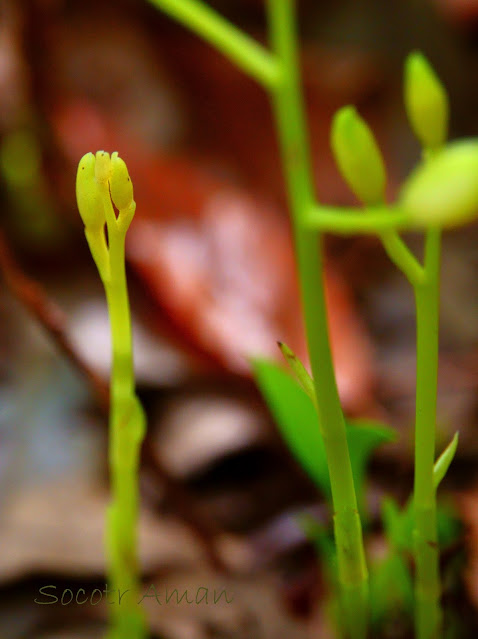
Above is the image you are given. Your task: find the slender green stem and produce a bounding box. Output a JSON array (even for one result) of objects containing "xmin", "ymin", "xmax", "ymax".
[
  {"xmin": 146, "ymin": 0, "xmax": 281, "ymax": 88},
  {"xmin": 413, "ymin": 228, "xmax": 442, "ymax": 639},
  {"xmin": 145, "ymin": 0, "xmax": 368, "ymax": 635},
  {"xmin": 380, "ymin": 231, "xmax": 425, "ymax": 287},
  {"xmin": 308, "ymin": 201, "xmax": 426, "ymax": 286},
  {"xmin": 306, "ymin": 204, "xmax": 411, "ymax": 234},
  {"xmin": 105, "ymin": 228, "xmax": 134, "ymax": 396},
  {"xmin": 266, "ymin": 2, "xmax": 367, "ymax": 637},
  {"xmin": 99, "ymin": 198, "xmax": 146, "ymax": 639}
]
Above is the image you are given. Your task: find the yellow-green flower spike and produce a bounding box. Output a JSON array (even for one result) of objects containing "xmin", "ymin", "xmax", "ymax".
[
  {"xmin": 404, "ymin": 52, "xmax": 449, "ymax": 151},
  {"xmin": 76, "ymin": 152, "xmax": 105, "ymax": 230},
  {"xmin": 400, "ymin": 139, "xmax": 478, "ymax": 228},
  {"xmin": 110, "ymin": 152, "xmax": 134, "ymax": 211},
  {"xmin": 331, "ymin": 106, "xmax": 386, "ymax": 205},
  {"xmin": 77, "ymin": 148, "xmax": 145, "ymax": 638},
  {"xmin": 95, "ymin": 150, "xmax": 112, "ymax": 184}
]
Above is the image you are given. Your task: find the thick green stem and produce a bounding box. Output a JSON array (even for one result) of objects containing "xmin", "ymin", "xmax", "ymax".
[
  {"xmin": 413, "ymin": 228, "xmax": 442, "ymax": 639},
  {"xmin": 102, "ymin": 225, "xmax": 146, "ymax": 639},
  {"xmin": 266, "ymin": 1, "xmax": 367, "ymax": 637}
]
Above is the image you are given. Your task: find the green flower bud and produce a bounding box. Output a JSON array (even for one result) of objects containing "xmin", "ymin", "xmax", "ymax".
[
  {"xmin": 110, "ymin": 152, "xmax": 134, "ymax": 211},
  {"xmin": 404, "ymin": 52, "xmax": 449, "ymax": 151},
  {"xmin": 76, "ymin": 152, "xmax": 105, "ymax": 229},
  {"xmin": 94, "ymin": 150, "xmax": 111, "ymax": 184},
  {"xmin": 400, "ymin": 139, "xmax": 478, "ymax": 228},
  {"xmin": 331, "ymin": 106, "xmax": 386, "ymax": 205}
]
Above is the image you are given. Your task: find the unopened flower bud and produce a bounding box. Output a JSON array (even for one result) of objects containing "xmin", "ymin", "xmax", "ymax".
[
  {"xmin": 404, "ymin": 52, "xmax": 449, "ymax": 151},
  {"xmin": 331, "ymin": 106, "xmax": 386, "ymax": 205},
  {"xmin": 94, "ymin": 150, "xmax": 111, "ymax": 184},
  {"xmin": 110, "ymin": 152, "xmax": 134, "ymax": 211},
  {"xmin": 400, "ymin": 139, "xmax": 478, "ymax": 228},
  {"xmin": 76, "ymin": 152, "xmax": 105, "ymax": 229}
]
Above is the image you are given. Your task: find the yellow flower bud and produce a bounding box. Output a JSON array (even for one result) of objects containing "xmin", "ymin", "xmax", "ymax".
[
  {"xmin": 76, "ymin": 152, "xmax": 105, "ymax": 229},
  {"xmin": 94, "ymin": 150, "xmax": 112, "ymax": 184},
  {"xmin": 331, "ymin": 106, "xmax": 386, "ymax": 205},
  {"xmin": 400, "ymin": 139, "xmax": 478, "ymax": 228},
  {"xmin": 110, "ymin": 152, "xmax": 134, "ymax": 211},
  {"xmin": 404, "ymin": 52, "xmax": 449, "ymax": 151}
]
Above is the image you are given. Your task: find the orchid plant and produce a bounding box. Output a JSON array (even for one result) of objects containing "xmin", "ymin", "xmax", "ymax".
[{"xmin": 76, "ymin": 1, "xmax": 478, "ymax": 637}]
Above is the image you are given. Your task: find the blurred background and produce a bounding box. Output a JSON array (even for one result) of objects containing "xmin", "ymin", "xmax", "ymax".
[{"xmin": 2, "ymin": 0, "xmax": 478, "ymax": 637}]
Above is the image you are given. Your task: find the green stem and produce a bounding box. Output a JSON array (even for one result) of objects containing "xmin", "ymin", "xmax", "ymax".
[
  {"xmin": 413, "ymin": 228, "xmax": 442, "ymax": 639},
  {"xmin": 380, "ymin": 231, "xmax": 425, "ymax": 287},
  {"xmin": 144, "ymin": 0, "xmax": 368, "ymax": 634},
  {"xmin": 102, "ymin": 220, "xmax": 146, "ymax": 639},
  {"xmin": 266, "ymin": 2, "xmax": 367, "ymax": 637},
  {"xmin": 105, "ymin": 230, "xmax": 134, "ymax": 396},
  {"xmin": 146, "ymin": 0, "xmax": 281, "ymax": 88},
  {"xmin": 306, "ymin": 204, "xmax": 411, "ymax": 234}
]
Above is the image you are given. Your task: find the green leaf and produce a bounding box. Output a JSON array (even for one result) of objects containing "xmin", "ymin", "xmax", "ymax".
[
  {"xmin": 436, "ymin": 501, "xmax": 462, "ymax": 548},
  {"xmin": 252, "ymin": 359, "xmax": 396, "ymax": 512},
  {"xmin": 369, "ymin": 552, "xmax": 414, "ymax": 627},
  {"xmin": 382, "ymin": 495, "xmax": 461, "ymax": 555},
  {"xmin": 382, "ymin": 497, "xmax": 414, "ymax": 552},
  {"xmin": 277, "ymin": 341, "xmax": 316, "ymax": 407},
  {"xmin": 252, "ymin": 357, "xmax": 331, "ymax": 496},
  {"xmin": 434, "ymin": 431, "xmax": 459, "ymax": 490},
  {"xmin": 347, "ymin": 419, "xmax": 397, "ymax": 515}
]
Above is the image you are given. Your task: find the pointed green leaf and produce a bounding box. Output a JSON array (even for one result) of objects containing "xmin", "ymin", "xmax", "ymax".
[
  {"xmin": 347, "ymin": 419, "xmax": 397, "ymax": 514},
  {"xmin": 433, "ymin": 432, "xmax": 459, "ymax": 490},
  {"xmin": 277, "ymin": 341, "xmax": 316, "ymax": 406},
  {"xmin": 382, "ymin": 494, "xmax": 461, "ymax": 556},
  {"xmin": 381, "ymin": 497, "xmax": 414, "ymax": 552},
  {"xmin": 252, "ymin": 358, "xmax": 331, "ymax": 496},
  {"xmin": 253, "ymin": 359, "xmax": 396, "ymax": 513}
]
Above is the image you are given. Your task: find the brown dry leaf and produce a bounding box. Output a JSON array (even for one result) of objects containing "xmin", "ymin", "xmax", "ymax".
[
  {"xmin": 127, "ymin": 190, "xmax": 302, "ymax": 373},
  {"xmin": 0, "ymin": 475, "xmax": 204, "ymax": 583}
]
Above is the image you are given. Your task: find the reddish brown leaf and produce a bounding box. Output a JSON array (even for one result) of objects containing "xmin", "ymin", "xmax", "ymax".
[{"xmin": 127, "ymin": 176, "xmax": 374, "ymax": 413}]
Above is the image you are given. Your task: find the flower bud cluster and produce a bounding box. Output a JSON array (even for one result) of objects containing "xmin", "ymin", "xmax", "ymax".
[
  {"xmin": 76, "ymin": 151, "xmax": 134, "ymax": 231},
  {"xmin": 329, "ymin": 52, "xmax": 478, "ymax": 229}
]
